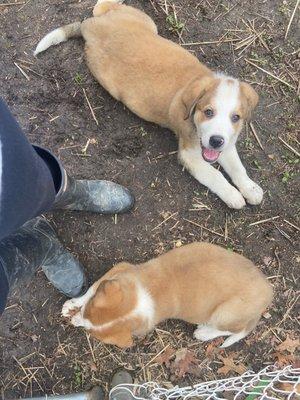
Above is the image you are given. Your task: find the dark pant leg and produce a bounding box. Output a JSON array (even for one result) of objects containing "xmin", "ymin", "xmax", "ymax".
[{"xmin": 0, "ymin": 98, "xmax": 57, "ymax": 313}]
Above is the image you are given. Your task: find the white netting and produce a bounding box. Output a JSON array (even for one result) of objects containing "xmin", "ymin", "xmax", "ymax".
[{"xmin": 109, "ymin": 365, "xmax": 300, "ymax": 400}]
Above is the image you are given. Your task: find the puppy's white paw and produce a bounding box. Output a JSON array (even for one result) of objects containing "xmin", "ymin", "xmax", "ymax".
[
  {"xmin": 71, "ymin": 313, "xmax": 84, "ymax": 327},
  {"xmin": 62, "ymin": 299, "xmax": 81, "ymax": 318},
  {"xmin": 222, "ymin": 187, "xmax": 246, "ymax": 209},
  {"xmin": 194, "ymin": 329, "xmax": 209, "ymax": 342},
  {"xmin": 240, "ymin": 181, "xmax": 263, "ymax": 205}
]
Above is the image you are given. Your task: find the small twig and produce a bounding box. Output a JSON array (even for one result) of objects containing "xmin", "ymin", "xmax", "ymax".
[
  {"xmin": 278, "ymin": 136, "xmax": 300, "ymax": 157},
  {"xmin": 14, "ymin": 62, "xmax": 30, "ymax": 81},
  {"xmin": 182, "ymin": 38, "xmax": 240, "ymax": 46},
  {"xmin": 184, "ymin": 218, "xmax": 228, "ymax": 239},
  {"xmin": 285, "ymin": 0, "xmax": 300, "ymax": 39},
  {"xmin": 152, "ymin": 212, "xmax": 178, "ymax": 231},
  {"xmin": 82, "ymin": 138, "xmax": 91, "ymax": 154},
  {"xmin": 0, "ymin": 1, "xmax": 25, "ymax": 6},
  {"xmin": 284, "ymin": 219, "xmax": 300, "ymax": 232},
  {"xmin": 139, "ymin": 344, "xmax": 170, "ymax": 371},
  {"xmin": 85, "ymin": 333, "xmax": 97, "ymax": 364},
  {"xmin": 83, "ymin": 88, "xmax": 99, "ymax": 126},
  {"xmin": 249, "ymin": 122, "xmax": 264, "ymax": 150},
  {"xmin": 245, "ymin": 59, "xmax": 295, "ymax": 90},
  {"xmin": 249, "ymin": 216, "xmax": 280, "ymax": 226}
]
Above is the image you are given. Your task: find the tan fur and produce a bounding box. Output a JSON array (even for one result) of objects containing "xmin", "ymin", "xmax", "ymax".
[
  {"xmin": 76, "ymin": 3, "xmax": 258, "ymax": 153},
  {"xmin": 77, "ymin": 243, "xmax": 273, "ymax": 348}
]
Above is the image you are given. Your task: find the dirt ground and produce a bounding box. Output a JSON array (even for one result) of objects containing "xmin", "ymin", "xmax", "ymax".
[{"xmin": 0, "ymin": 0, "xmax": 299, "ymax": 398}]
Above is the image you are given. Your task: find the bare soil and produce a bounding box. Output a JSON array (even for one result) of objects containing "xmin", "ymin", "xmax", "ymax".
[{"xmin": 0, "ymin": 0, "xmax": 299, "ymax": 398}]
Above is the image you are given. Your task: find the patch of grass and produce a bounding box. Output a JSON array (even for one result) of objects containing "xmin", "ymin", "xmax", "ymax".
[
  {"xmin": 74, "ymin": 365, "xmax": 83, "ymax": 387},
  {"xmin": 74, "ymin": 72, "xmax": 84, "ymax": 85},
  {"xmin": 140, "ymin": 127, "xmax": 148, "ymax": 137},
  {"xmin": 226, "ymin": 244, "xmax": 234, "ymax": 252},
  {"xmin": 253, "ymin": 160, "xmax": 262, "ymax": 170},
  {"xmin": 278, "ymin": 0, "xmax": 291, "ymax": 17},
  {"xmin": 166, "ymin": 13, "xmax": 185, "ymax": 34},
  {"xmin": 282, "ymin": 154, "xmax": 299, "ymax": 165},
  {"xmin": 282, "ymin": 170, "xmax": 294, "ymax": 184},
  {"xmin": 245, "ymin": 137, "xmax": 254, "ymax": 151}
]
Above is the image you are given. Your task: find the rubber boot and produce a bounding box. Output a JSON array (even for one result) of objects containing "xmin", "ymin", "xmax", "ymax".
[
  {"xmin": 34, "ymin": 146, "xmax": 135, "ymax": 214},
  {"xmin": 0, "ymin": 217, "xmax": 85, "ymax": 298},
  {"xmin": 109, "ymin": 370, "xmax": 134, "ymax": 400}
]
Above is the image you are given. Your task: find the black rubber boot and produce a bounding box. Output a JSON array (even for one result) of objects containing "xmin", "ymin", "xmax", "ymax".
[
  {"xmin": 0, "ymin": 217, "xmax": 85, "ymax": 298},
  {"xmin": 34, "ymin": 146, "xmax": 135, "ymax": 214}
]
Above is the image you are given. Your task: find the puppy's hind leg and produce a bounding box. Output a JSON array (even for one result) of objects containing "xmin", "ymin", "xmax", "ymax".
[
  {"xmin": 220, "ymin": 330, "xmax": 248, "ymax": 348},
  {"xmin": 194, "ymin": 324, "xmax": 231, "ymax": 342}
]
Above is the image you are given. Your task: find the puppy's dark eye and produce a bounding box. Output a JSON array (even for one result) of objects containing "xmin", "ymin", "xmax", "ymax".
[
  {"xmin": 204, "ymin": 108, "xmax": 214, "ymax": 118},
  {"xmin": 231, "ymin": 114, "xmax": 240, "ymax": 123}
]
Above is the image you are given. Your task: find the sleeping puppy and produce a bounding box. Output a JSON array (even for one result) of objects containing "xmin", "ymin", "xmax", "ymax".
[
  {"xmin": 35, "ymin": 0, "xmax": 263, "ymax": 209},
  {"xmin": 62, "ymin": 243, "xmax": 273, "ymax": 348}
]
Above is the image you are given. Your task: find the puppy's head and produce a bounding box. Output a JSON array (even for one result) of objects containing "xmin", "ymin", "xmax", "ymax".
[
  {"xmin": 83, "ymin": 278, "xmax": 138, "ymax": 348},
  {"xmin": 182, "ymin": 74, "xmax": 259, "ymax": 163}
]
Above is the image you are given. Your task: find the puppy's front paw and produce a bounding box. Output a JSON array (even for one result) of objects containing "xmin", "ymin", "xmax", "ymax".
[
  {"xmin": 240, "ymin": 180, "xmax": 263, "ymax": 205},
  {"xmin": 71, "ymin": 313, "xmax": 85, "ymax": 327},
  {"xmin": 62, "ymin": 299, "xmax": 81, "ymax": 319},
  {"xmin": 222, "ymin": 187, "xmax": 246, "ymax": 209}
]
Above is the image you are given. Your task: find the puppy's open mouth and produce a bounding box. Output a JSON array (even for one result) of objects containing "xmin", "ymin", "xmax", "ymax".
[{"xmin": 202, "ymin": 147, "xmax": 221, "ymax": 163}]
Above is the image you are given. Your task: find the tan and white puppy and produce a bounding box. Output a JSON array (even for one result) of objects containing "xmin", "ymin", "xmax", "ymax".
[
  {"xmin": 35, "ymin": 0, "xmax": 263, "ymax": 209},
  {"xmin": 62, "ymin": 243, "xmax": 273, "ymax": 348}
]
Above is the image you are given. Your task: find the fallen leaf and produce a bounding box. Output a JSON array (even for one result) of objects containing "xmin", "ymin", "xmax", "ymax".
[
  {"xmin": 276, "ymin": 335, "xmax": 300, "ymax": 354},
  {"xmin": 217, "ymin": 353, "xmax": 247, "ymax": 375},
  {"xmin": 276, "ymin": 382, "xmax": 300, "ymax": 394},
  {"xmin": 31, "ymin": 334, "xmax": 38, "ymax": 342},
  {"xmin": 156, "ymin": 346, "xmax": 176, "ymax": 367},
  {"xmin": 272, "ymin": 352, "xmax": 295, "ymax": 367},
  {"xmin": 89, "ymin": 361, "xmax": 97, "ymax": 372},
  {"xmin": 171, "ymin": 348, "xmax": 199, "ymax": 378},
  {"xmin": 263, "ymin": 256, "xmax": 272, "ymax": 266},
  {"xmin": 205, "ymin": 338, "xmax": 223, "ymax": 356}
]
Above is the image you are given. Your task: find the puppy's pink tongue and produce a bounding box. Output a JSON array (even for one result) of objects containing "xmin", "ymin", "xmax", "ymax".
[{"xmin": 202, "ymin": 148, "xmax": 220, "ymax": 162}]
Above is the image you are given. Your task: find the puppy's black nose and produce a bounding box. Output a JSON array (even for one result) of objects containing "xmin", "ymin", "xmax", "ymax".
[{"xmin": 209, "ymin": 135, "xmax": 224, "ymax": 149}]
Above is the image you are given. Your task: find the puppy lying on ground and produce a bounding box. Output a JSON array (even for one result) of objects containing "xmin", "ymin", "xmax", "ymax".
[
  {"xmin": 62, "ymin": 243, "xmax": 273, "ymax": 348},
  {"xmin": 35, "ymin": 0, "xmax": 263, "ymax": 209}
]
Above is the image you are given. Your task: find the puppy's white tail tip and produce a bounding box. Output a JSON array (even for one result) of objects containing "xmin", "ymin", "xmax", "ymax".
[
  {"xmin": 220, "ymin": 330, "xmax": 248, "ymax": 348},
  {"xmin": 34, "ymin": 27, "xmax": 67, "ymax": 56}
]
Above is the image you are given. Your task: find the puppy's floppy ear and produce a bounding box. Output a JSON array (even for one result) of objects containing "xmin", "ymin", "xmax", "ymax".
[
  {"xmin": 240, "ymin": 82, "xmax": 259, "ymax": 120},
  {"xmin": 182, "ymin": 76, "xmax": 214, "ymax": 120},
  {"xmin": 93, "ymin": 279, "xmax": 123, "ymax": 308}
]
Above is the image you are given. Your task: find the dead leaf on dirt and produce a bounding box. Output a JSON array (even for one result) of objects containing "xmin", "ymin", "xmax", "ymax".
[
  {"xmin": 272, "ymin": 352, "xmax": 295, "ymax": 367},
  {"xmin": 205, "ymin": 338, "xmax": 223, "ymax": 357},
  {"xmin": 276, "ymin": 382, "xmax": 300, "ymax": 394},
  {"xmin": 263, "ymin": 256, "xmax": 272, "ymax": 265},
  {"xmin": 89, "ymin": 361, "xmax": 98, "ymax": 372},
  {"xmin": 156, "ymin": 346, "xmax": 176, "ymax": 367},
  {"xmin": 31, "ymin": 334, "xmax": 38, "ymax": 342},
  {"xmin": 276, "ymin": 335, "xmax": 300, "ymax": 354},
  {"xmin": 171, "ymin": 348, "xmax": 199, "ymax": 378},
  {"xmin": 217, "ymin": 353, "xmax": 247, "ymax": 375}
]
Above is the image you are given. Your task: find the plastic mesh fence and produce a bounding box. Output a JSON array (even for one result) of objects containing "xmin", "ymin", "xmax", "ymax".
[{"xmin": 110, "ymin": 365, "xmax": 300, "ymax": 400}]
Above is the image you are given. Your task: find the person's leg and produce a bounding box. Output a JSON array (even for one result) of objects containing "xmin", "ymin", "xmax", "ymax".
[
  {"xmin": 0, "ymin": 99, "xmax": 134, "ymax": 240},
  {"xmin": 0, "ymin": 98, "xmax": 134, "ymax": 314},
  {"xmin": 0, "ymin": 99, "xmax": 56, "ymax": 240}
]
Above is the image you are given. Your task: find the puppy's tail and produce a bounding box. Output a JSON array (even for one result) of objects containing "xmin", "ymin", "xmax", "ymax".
[{"xmin": 34, "ymin": 22, "xmax": 82, "ymax": 56}]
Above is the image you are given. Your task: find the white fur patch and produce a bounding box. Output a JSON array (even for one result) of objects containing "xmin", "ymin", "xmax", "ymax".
[
  {"xmin": 132, "ymin": 284, "xmax": 154, "ymax": 329},
  {"xmin": 198, "ymin": 74, "xmax": 240, "ymax": 150},
  {"xmin": 34, "ymin": 28, "xmax": 67, "ymax": 56}
]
